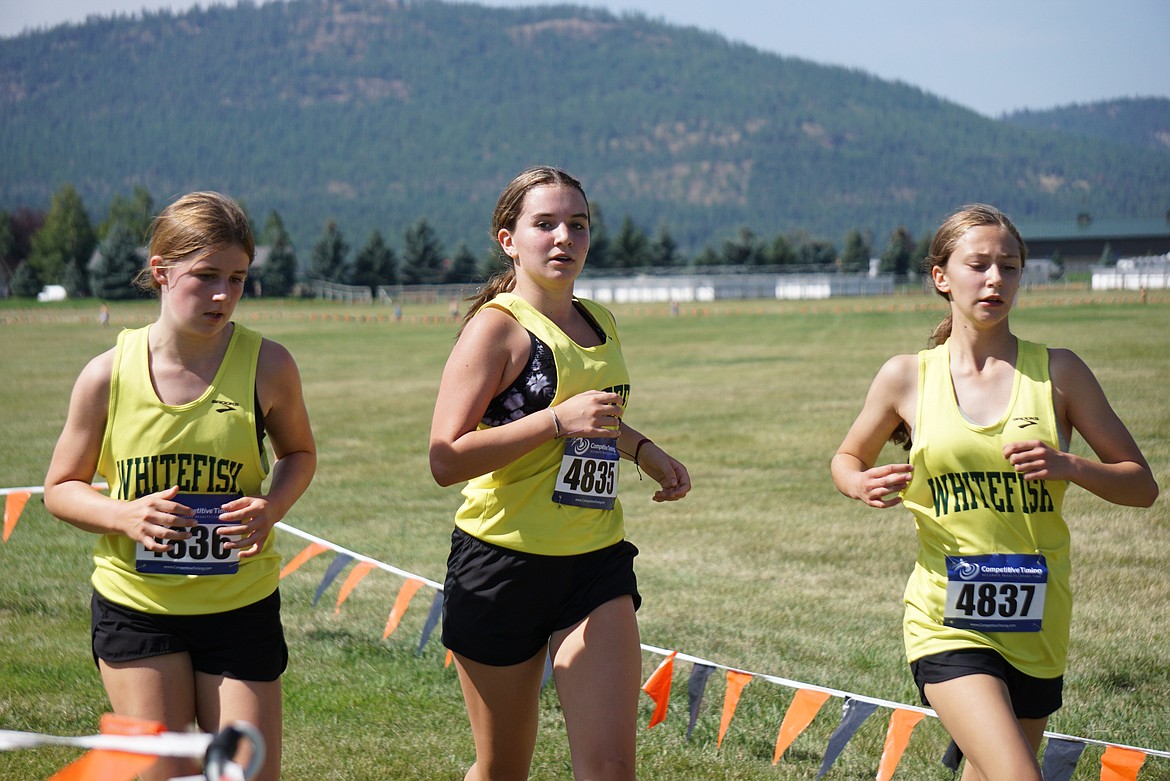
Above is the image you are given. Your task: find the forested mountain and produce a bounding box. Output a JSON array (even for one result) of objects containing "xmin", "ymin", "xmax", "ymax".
[
  {"xmin": 1004, "ymin": 98, "xmax": 1170, "ymax": 154},
  {"xmin": 2, "ymin": 0, "xmax": 1168, "ymax": 259}
]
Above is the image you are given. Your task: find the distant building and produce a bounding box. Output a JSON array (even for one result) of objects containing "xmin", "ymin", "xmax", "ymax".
[
  {"xmin": 1091, "ymin": 253, "xmax": 1170, "ymax": 291},
  {"xmin": 1016, "ymin": 213, "xmax": 1170, "ymax": 271}
]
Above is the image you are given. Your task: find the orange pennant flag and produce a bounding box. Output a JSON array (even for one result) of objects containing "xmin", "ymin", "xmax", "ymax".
[
  {"xmin": 772, "ymin": 688, "xmax": 832, "ymax": 764},
  {"xmin": 1100, "ymin": 745, "xmax": 1147, "ymax": 781},
  {"xmin": 382, "ymin": 578, "xmax": 425, "ymax": 639},
  {"xmin": 279, "ymin": 542, "xmax": 329, "ymax": 579},
  {"xmin": 716, "ymin": 670, "xmax": 753, "ymax": 748},
  {"xmin": 875, "ymin": 708, "xmax": 926, "ymax": 781},
  {"xmin": 3, "ymin": 491, "xmax": 31, "ymax": 542},
  {"xmin": 641, "ymin": 651, "xmax": 677, "ymax": 728},
  {"xmin": 49, "ymin": 713, "xmax": 166, "ymax": 781},
  {"xmin": 48, "ymin": 749, "xmax": 158, "ymax": 781},
  {"xmin": 334, "ymin": 561, "xmax": 377, "ymax": 614}
]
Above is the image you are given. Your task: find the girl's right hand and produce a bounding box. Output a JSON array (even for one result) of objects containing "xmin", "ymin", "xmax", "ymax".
[
  {"xmin": 852, "ymin": 463, "xmax": 913, "ymax": 508},
  {"xmin": 553, "ymin": 390, "xmax": 626, "ymax": 439},
  {"xmin": 121, "ymin": 485, "xmax": 195, "ymax": 551}
]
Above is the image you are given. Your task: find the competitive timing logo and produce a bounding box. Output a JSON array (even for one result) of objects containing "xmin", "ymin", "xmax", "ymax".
[
  {"xmin": 571, "ymin": 439, "xmax": 592, "ymax": 456},
  {"xmin": 954, "ymin": 560, "xmax": 981, "ymax": 581}
]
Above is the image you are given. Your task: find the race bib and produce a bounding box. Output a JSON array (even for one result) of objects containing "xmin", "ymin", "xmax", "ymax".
[
  {"xmin": 944, "ymin": 553, "xmax": 1047, "ymax": 632},
  {"xmin": 135, "ymin": 494, "xmax": 242, "ymax": 575},
  {"xmin": 552, "ymin": 438, "xmax": 619, "ymax": 510}
]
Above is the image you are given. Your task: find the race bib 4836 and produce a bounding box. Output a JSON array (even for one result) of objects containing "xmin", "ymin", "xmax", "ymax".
[{"xmin": 135, "ymin": 493, "xmax": 242, "ymax": 575}]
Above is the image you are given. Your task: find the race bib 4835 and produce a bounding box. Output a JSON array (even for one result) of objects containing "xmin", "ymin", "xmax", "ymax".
[{"xmin": 552, "ymin": 438, "xmax": 619, "ymax": 510}]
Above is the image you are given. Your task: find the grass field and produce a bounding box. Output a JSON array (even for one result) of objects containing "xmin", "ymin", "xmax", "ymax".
[{"xmin": 1, "ymin": 289, "xmax": 1167, "ymax": 780}]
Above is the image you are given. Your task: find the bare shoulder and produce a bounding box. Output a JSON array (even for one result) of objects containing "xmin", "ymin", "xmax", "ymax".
[
  {"xmin": 257, "ymin": 337, "xmax": 298, "ymax": 376},
  {"xmin": 74, "ymin": 347, "xmax": 116, "ymax": 399},
  {"xmin": 1046, "ymin": 346, "xmax": 1093, "ymax": 385},
  {"xmin": 451, "ymin": 304, "xmax": 528, "ymax": 364},
  {"xmin": 872, "ymin": 353, "xmax": 918, "ymax": 394}
]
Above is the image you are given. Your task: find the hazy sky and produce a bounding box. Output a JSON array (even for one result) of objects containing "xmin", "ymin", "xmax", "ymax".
[{"xmin": 2, "ymin": 0, "xmax": 1167, "ymax": 117}]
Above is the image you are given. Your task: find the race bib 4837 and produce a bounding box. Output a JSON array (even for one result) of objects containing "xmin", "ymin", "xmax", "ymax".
[{"xmin": 944, "ymin": 553, "xmax": 1047, "ymax": 632}]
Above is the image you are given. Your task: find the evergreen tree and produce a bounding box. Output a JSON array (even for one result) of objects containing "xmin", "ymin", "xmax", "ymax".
[
  {"xmin": 259, "ymin": 211, "xmax": 299, "ymax": 297},
  {"xmin": 585, "ymin": 204, "xmax": 611, "ymax": 271},
  {"xmin": 911, "ymin": 233, "xmax": 932, "ymax": 279},
  {"xmin": 766, "ymin": 234, "xmax": 797, "ymax": 267},
  {"xmin": 880, "ymin": 226, "xmax": 915, "ymax": 278},
  {"xmin": 721, "ymin": 227, "xmax": 765, "ymax": 266},
  {"xmin": 308, "ymin": 220, "xmax": 348, "ymax": 282},
  {"xmin": 90, "ymin": 222, "xmax": 145, "ymax": 299},
  {"xmin": 610, "ymin": 216, "xmax": 650, "ymax": 270},
  {"xmin": 649, "ymin": 225, "xmax": 680, "ymax": 268},
  {"xmin": 839, "ymin": 229, "xmax": 872, "ymax": 273},
  {"xmin": 99, "ymin": 185, "xmax": 154, "ymax": 244},
  {"xmin": 62, "ymin": 257, "xmax": 91, "ymax": 298},
  {"xmin": 350, "ymin": 230, "xmax": 397, "ymax": 293},
  {"xmin": 0, "ymin": 212, "xmax": 14, "ymax": 264},
  {"xmin": 796, "ymin": 238, "xmax": 837, "ymax": 267},
  {"xmin": 692, "ymin": 246, "xmax": 720, "ymax": 267},
  {"xmin": 401, "ymin": 218, "xmax": 445, "ymax": 285},
  {"xmin": 444, "ymin": 243, "xmax": 478, "ymax": 284},
  {"xmin": 9, "ymin": 260, "xmax": 41, "ymax": 298},
  {"xmin": 29, "ymin": 184, "xmax": 96, "ymax": 290}
]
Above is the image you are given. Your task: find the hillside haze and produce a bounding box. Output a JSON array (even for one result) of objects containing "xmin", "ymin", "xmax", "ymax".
[{"xmin": 2, "ymin": 0, "xmax": 1168, "ymax": 257}]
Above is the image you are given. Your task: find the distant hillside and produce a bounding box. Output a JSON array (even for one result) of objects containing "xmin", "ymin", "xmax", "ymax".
[
  {"xmin": 2, "ymin": 0, "xmax": 1168, "ymax": 257},
  {"xmin": 1004, "ymin": 98, "xmax": 1170, "ymax": 154}
]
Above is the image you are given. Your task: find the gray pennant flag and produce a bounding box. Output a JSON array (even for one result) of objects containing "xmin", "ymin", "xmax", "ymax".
[{"xmin": 815, "ymin": 697, "xmax": 879, "ymax": 779}]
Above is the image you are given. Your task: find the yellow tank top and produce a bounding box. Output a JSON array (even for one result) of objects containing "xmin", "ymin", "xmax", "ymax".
[
  {"xmin": 454, "ymin": 293, "xmax": 631, "ymax": 555},
  {"xmin": 93, "ymin": 323, "xmax": 277, "ymax": 614},
  {"xmin": 901, "ymin": 339, "xmax": 1070, "ymax": 677}
]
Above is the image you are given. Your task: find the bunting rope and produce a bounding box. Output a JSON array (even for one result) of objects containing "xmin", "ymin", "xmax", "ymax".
[{"xmin": 3, "ymin": 483, "xmax": 1168, "ymax": 776}]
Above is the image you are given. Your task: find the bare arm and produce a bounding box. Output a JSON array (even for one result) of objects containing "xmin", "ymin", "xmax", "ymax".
[
  {"xmin": 217, "ymin": 339, "xmax": 317, "ymax": 557},
  {"xmin": 429, "ymin": 307, "xmax": 632, "ymax": 487},
  {"xmin": 830, "ymin": 354, "xmax": 917, "ymax": 509},
  {"xmin": 616, "ymin": 423, "xmax": 691, "ymax": 502},
  {"xmin": 43, "ymin": 350, "xmax": 195, "ymax": 551},
  {"xmin": 1003, "ymin": 348, "xmax": 1157, "ymax": 507}
]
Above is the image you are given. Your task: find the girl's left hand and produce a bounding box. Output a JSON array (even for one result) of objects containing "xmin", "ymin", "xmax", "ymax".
[
  {"xmin": 636, "ymin": 443, "xmax": 692, "ymax": 502},
  {"xmin": 217, "ymin": 496, "xmax": 275, "ymax": 558},
  {"xmin": 1003, "ymin": 440, "xmax": 1070, "ymax": 482}
]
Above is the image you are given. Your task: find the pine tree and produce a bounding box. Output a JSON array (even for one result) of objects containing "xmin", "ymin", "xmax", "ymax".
[
  {"xmin": 840, "ymin": 229, "xmax": 872, "ymax": 273},
  {"xmin": 649, "ymin": 226, "xmax": 680, "ymax": 268},
  {"xmin": 401, "ymin": 218, "xmax": 445, "ymax": 285},
  {"xmin": 29, "ymin": 184, "xmax": 96, "ymax": 291},
  {"xmin": 443, "ymin": 243, "xmax": 478, "ymax": 285},
  {"xmin": 259, "ymin": 211, "xmax": 299, "ymax": 297},
  {"xmin": 90, "ymin": 222, "xmax": 145, "ymax": 299},
  {"xmin": 98, "ymin": 185, "xmax": 154, "ymax": 244},
  {"xmin": 9, "ymin": 260, "xmax": 41, "ymax": 298},
  {"xmin": 351, "ymin": 230, "xmax": 397, "ymax": 293},
  {"xmin": 880, "ymin": 226, "xmax": 915, "ymax": 278},
  {"xmin": 611, "ymin": 216, "xmax": 650, "ymax": 270},
  {"xmin": 308, "ymin": 220, "xmax": 348, "ymax": 282}
]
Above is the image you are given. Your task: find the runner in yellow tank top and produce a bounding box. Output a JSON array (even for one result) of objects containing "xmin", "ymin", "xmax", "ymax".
[
  {"xmin": 831, "ymin": 204, "xmax": 1156, "ymax": 781},
  {"xmin": 430, "ymin": 166, "xmax": 691, "ymax": 781},
  {"xmin": 44, "ymin": 192, "xmax": 316, "ymax": 781}
]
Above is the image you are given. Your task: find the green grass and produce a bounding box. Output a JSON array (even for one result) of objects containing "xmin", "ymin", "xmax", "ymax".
[{"xmin": 1, "ymin": 290, "xmax": 1168, "ymax": 780}]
